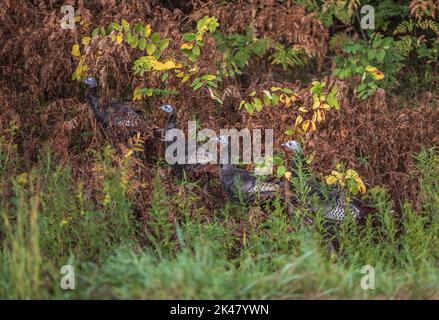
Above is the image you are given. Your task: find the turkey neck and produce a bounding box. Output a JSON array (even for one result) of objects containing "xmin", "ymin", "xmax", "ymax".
[
  {"xmin": 218, "ymin": 141, "xmax": 236, "ymax": 174},
  {"xmin": 165, "ymin": 111, "xmax": 178, "ymax": 132},
  {"xmin": 85, "ymin": 86, "xmax": 107, "ymax": 125},
  {"xmin": 164, "ymin": 111, "xmax": 178, "ymax": 150}
]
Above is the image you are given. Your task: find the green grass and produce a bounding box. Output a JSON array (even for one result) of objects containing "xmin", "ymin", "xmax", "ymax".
[{"xmin": 1, "ymin": 135, "xmax": 438, "ymax": 299}]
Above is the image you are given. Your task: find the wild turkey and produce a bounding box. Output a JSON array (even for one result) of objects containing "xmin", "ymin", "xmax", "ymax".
[
  {"xmin": 84, "ymin": 77, "xmax": 153, "ymax": 142},
  {"xmin": 282, "ymin": 140, "xmax": 368, "ymax": 221},
  {"xmin": 215, "ymin": 135, "xmax": 280, "ymax": 203},
  {"xmin": 160, "ymin": 104, "xmax": 216, "ymax": 178}
]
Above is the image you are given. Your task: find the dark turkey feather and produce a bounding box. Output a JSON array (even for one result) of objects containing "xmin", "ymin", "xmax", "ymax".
[
  {"xmin": 84, "ymin": 77, "xmax": 152, "ymax": 141},
  {"xmin": 219, "ymin": 164, "xmax": 280, "ymax": 203},
  {"xmin": 161, "ymin": 104, "xmax": 215, "ymax": 178},
  {"xmin": 283, "ymin": 140, "xmax": 368, "ymax": 221},
  {"xmin": 216, "ymin": 137, "xmax": 280, "ymax": 203}
]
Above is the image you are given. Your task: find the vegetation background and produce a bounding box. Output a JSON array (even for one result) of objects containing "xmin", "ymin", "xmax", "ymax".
[{"xmin": 0, "ymin": 0, "xmax": 438, "ymax": 299}]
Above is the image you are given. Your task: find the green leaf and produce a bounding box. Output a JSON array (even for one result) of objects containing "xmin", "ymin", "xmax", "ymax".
[
  {"xmin": 377, "ymin": 49, "xmax": 386, "ymax": 61},
  {"xmin": 145, "ymin": 88, "xmax": 154, "ymax": 97},
  {"xmin": 244, "ymin": 103, "xmax": 254, "ymax": 114},
  {"xmin": 126, "ymin": 32, "xmax": 134, "ymax": 45},
  {"xmin": 327, "ymin": 87, "xmax": 340, "ymax": 109},
  {"xmin": 134, "ymin": 23, "xmax": 143, "ymax": 35},
  {"xmin": 357, "ymin": 83, "xmax": 367, "ymax": 92},
  {"xmin": 201, "ymin": 74, "xmax": 216, "ymax": 81},
  {"xmin": 188, "ymin": 54, "xmax": 198, "ymax": 62},
  {"xmin": 263, "ymin": 94, "xmax": 271, "ymax": 106},
  {"xmin": 191, "ymin": 78, "xmax": 201, "ymax": 88},
  {"xmin": 130, "ymin": 36, "xmax": 139, "ymax": 49},
  {"xmin": 193, "ymin": 82, "xmax": 203, "ymax": 91},
  {"xmin": 151, "ymin": 32, "xmax": 161, "ymax": 43},
  {"xmin": 92, "ymin": 28, "xmax": 100, "ymax": 38},
  {"xmin": 253, "ymin": 98, "xmax": 263, "ymax": 112},
  {"xmin": 276, "ymin": 165, "xmax": 286, "ymax": 178},
  {"xmin": 161, "ymin": 72, "xmax": 169, "ymax": 82},
  {"xmin": 183, "ymin": 33, "xmax": 196, "ymax": 41},
  {"xmin": 192, "ymin": 45, "xmax": 201, "ymax": 56},
  {"xmin": 367, "ymin": 49, "xmax": 377, "ymax": 60},
  {"xmin": 138, "ymin": 37, "xmax": 147, "ymax": 51},
  {"xmin": 285, "ymin": 128, "xmax": 294, "ymax": 136},
  {"xmin": 272, "ymin": 93, "xmax": 279, "ymax": 106},
  {"xmin": 107, "ymin": 22, "xmax": 120, "ymax": 33},
  {"xmin": 273, "ymin": 156, "xmax": 284, "ymax": 166},
  {"xmin": 146, "ymin": 43, "xmax": 156, "ymax": 55},
  {"xmin": 121, "ymin": 19, "xmax": 130, "ymax": 32},
  {"xmin": 158, "ymin": 39, "xmax": 170, "ymax": 51}
]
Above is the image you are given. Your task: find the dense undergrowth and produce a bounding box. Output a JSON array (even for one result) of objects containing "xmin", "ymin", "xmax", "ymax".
[
  {"xmin": 0, "ymin": 0, "xmax": 438, "ymax": 299},
  {"xmin": 1, "ymin": 139, "xmax": 438, "ymax": 299}
]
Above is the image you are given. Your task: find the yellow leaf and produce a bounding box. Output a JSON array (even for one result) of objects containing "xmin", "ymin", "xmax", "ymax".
[
  {"xmin": 345, "ymin": 169, "xmax": 359, "ymax": 179},
  {"xmin": 72, "ymin": 58, "xmax": 88, "ymax": 81},
  {"xmin": 16, "ymin": 172, "xmax": 28, "ymax": 185},
  {"xmin": 71, "ymin": 44, "xmax": 81, "ymax": 57},
  {"xmin": 196, "ymin": 32, "xmax": 204, "ymax": 42},
  {"xmin": 133, "ymin": 88, "xmax": 142, "ymax": 101},
  {"xmin": 271, "ymin": 87, "xmax": 282, "ymax": 92},
  {"xmin": 331, "ymin": 170, "xmax": 345, "ymax": 185},
  {"xmin": 366, "ymin": 65, "xmax": 385, "ymax": 80},
  {"xmin": 153, "ymin": 60, "xmax": 182, "ymax": 71},
  {"xmin": 298, "ymin": 107, "xmax": 308, "ymax": 113},
  {"xmin": 285, "ymin": 95, "xmax": 291, "ymax": 107},
  {"xmin": 312, "ymin": 111, "xmax": 317, "ymax": 122},
  {"xmin": 325, "ymin": 175, "xmax": 338, "ymax": 185},
  {"xmin": 180, "ymin": 43, "xmax": 194, "ymax": 50},
  {"xmin": 316, "ymin": 109, "xmax": 323, "ymax": 122},
  {"xmin": 182, "ymin": 74, "xmax": 191, "ymax": 83},
  {"xmin": 302, "ymin": 120, "xmax": 310, "ymax": 132},
  {"xmin": 116, "ymin": 33, "xmax": 123, "ymax": 44},
  {"xmin": 144, "ymin": 24, "xmax": 152, "ymax": 37},
  {"xmin": 365, "ymin": 66, "xmax": 378, "ymax": 73},
  {"xmin": 295, "ymin": 114, "xmax": 303, "ymax": 127},
  {"xmin": 189, "ymin": 65, "xmax": 199, "ymax": 73},
  {"xmin": 356, "ymin": 177, "xmax": 367, "ymax": 194},
  {"xmin": 372, "ymin": 70, "xmax": 385, "ymax": 80},
  {"xmin": 310, "ymin": 120, "xmax": 317, "ymax": 132},
  {"xmin": 284, "ymin": 171, "xmax": 292, "ymax": 181},
  {"xmin": 312, "ymin": 95, "xmax": 320, "ymax": 109},
  {"xmin": 280, "ymin": 94, "xmax": 291, "ymax": 107},
  {"xmin": 74, "ymin": 16, "xmax": 81, "ymax": 22},
  {"xmin": 81, "ymin": 36, "xmax": 91, "ymax": 45}
]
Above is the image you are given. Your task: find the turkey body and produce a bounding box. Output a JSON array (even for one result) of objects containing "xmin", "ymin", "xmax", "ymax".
[
  {"xmin": 283, "ymin": 141, "xmax": 365, "ymax": 222},
  {"xmin": 219, "ymin": 164, "xmax": 281, "ymax": 203},
  {"xmin": 84, "ymin": 77, "xmax": 152, "ymax": 142},
  {"xmin": 161, "ymin": 105, "xmax": 216, "ymax": 178}
]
